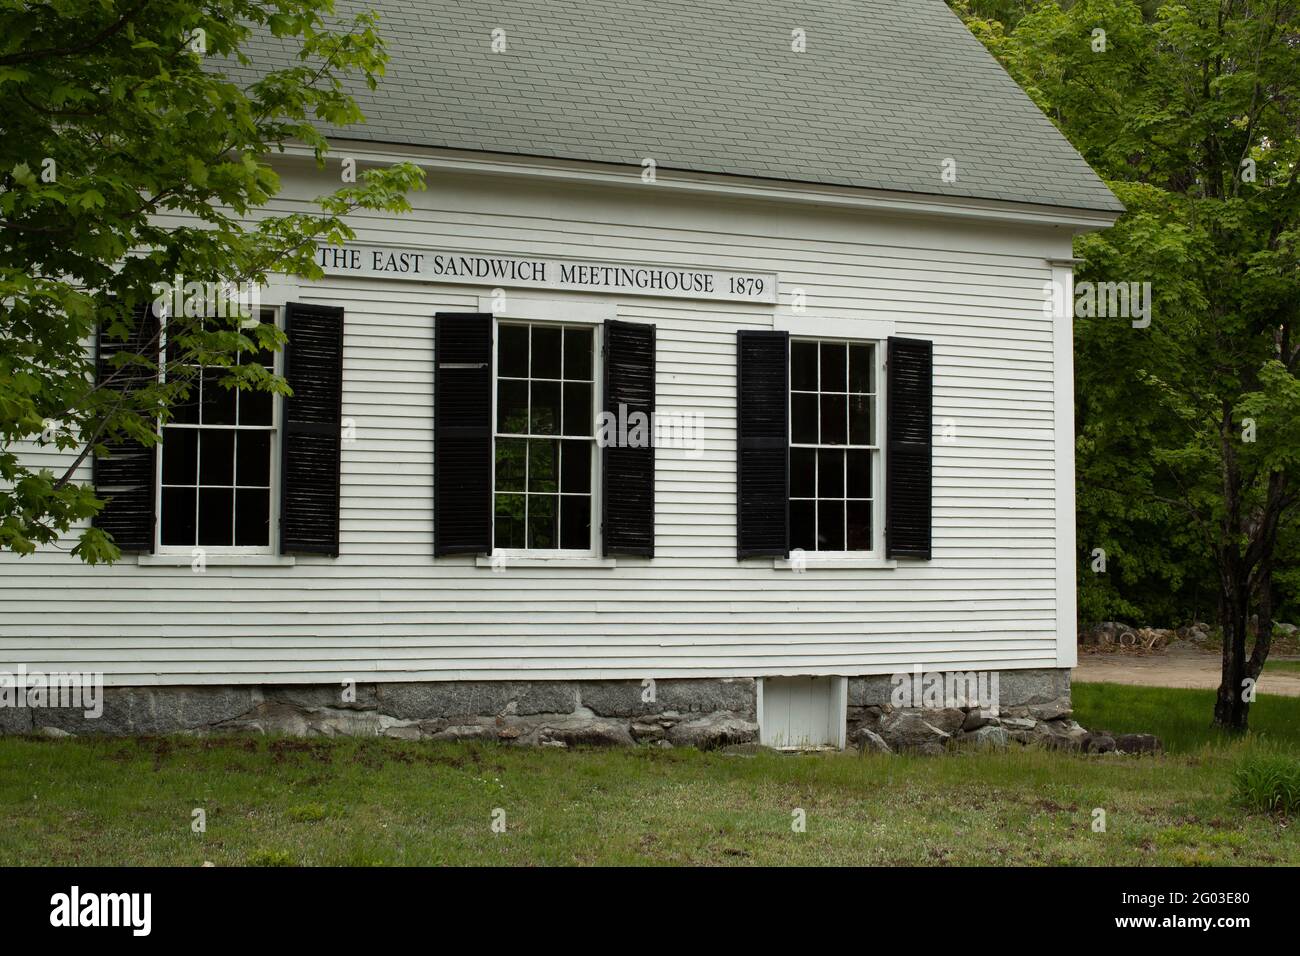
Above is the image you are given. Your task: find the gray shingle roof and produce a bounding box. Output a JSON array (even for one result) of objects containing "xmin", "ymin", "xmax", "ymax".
[{"xmin": 255, "ymin": 0, "xmax": 1122, "ymax": 214}]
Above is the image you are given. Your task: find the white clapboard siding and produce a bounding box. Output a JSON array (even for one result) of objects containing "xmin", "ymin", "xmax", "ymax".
[{"xmin": 0, "ymin": 158, "xmax": 1076, "ymax": 685}]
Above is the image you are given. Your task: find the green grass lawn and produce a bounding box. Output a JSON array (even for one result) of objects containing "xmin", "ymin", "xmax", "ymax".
[
  {"xmin": 1263, "ymin": 658, "xmax": 1300, "ymax": 674},
  {"xmin": 1, "ymin": 683, "xmax": 1296, "ymax": 867},
  {"xmin": 1071, "ymin": 681, "xmax": 1300, "ymax": 753}
]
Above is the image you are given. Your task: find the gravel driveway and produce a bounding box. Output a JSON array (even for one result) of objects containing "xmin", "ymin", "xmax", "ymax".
[{"xmin": 1074, "ymin": 645, "xmax": 1300, "ymax": 696}]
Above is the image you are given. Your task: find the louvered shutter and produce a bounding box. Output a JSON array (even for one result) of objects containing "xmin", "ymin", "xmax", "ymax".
[
  {"xmin": 280, "ymin": 303, "xmax": 345, "ymax": 556},
  {"xmin": 92, "ymin": 303, "xmax": 161, "ymax": 552},
  {"xmin": 602, "ymin": 320, "xmax": 655, "ymax": 556},
  {"xmin": 885, "ymin": 336, "xmax": 933, "ymax": 559},
  {"xmin": 736, "ymin": 330, "xmax": 789, "ymax": 558},
  {"xmin": 434, "ymin": 313, "xmax": 492, "ymax": 556}
]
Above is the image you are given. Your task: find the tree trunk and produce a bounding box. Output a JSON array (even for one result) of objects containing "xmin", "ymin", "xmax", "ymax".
[
  {"xmin": 1247, "ymin": 566, "xmax": 1274, "ymax": 704},
  {"xmin": 1213, "ymin": 575, "xmax": 1251, "ymax": 731}
]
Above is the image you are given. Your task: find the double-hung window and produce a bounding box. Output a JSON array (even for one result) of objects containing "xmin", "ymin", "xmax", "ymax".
[
  {"xmin": 493, "ymin": 321, "xmax": 596, "ymax": 553},
  {"xmin": 157, "ymin": 308, "xmax": 278, "ymax": 552},
  {"xmin": 789, "ymin": 338, "xmax": 880, "ymax": 553}
]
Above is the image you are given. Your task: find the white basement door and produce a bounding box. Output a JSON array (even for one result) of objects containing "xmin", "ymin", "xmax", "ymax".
[{"xmin": 760, "ymin": 676, "xmax": 846, "ymax": 749}]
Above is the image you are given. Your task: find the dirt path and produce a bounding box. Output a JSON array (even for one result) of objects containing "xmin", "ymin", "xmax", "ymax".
[{"xmin": 1075, "ymin": 646, "xmax": 1300, "ymax": 697}]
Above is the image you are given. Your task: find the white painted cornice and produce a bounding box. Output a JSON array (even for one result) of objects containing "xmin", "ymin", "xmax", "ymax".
[{"xmin": 275, "ymin": 140, "xmax": 1122, "ymax": 233}]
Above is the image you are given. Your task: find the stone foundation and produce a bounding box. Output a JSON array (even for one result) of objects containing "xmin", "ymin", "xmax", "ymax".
[
  {"xmin": 2, "ymin": 668, "xmax": 1088, "ymax": 753},
  {"xmin": 7, "ymin": 678, "xmax": 760, "ymax": 750},
  {"xmin": 846, "ymin": 667, "xmax": 1085, "ymax": 754}
]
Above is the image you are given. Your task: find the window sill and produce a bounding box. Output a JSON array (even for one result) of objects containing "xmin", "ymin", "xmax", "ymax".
[
  {"xmin": 138, "ymin": 553, "xmax": 296, "ymax": 568},
  {"xmin": 773, "ymin": 556, "xmax": 897, "ymax": 570},
  {"xmin": 475, "ymin": 555, "xmax": 617, "ymax": 569}
]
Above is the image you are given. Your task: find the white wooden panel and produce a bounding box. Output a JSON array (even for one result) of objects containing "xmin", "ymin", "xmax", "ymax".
[
  {"xmin": 0, "ymin": 161, "xmax": 1074, "ymax": 685},
  {"xmin": 760, "ymin": 676, "xmax": 842, "ymax": 749}
]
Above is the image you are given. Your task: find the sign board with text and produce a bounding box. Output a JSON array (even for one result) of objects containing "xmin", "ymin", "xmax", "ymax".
[{"xmin": 315, "ymin": 244, "xmax": 777, "ymax": 304}]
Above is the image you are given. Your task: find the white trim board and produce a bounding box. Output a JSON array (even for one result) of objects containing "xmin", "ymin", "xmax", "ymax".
[
  {"xmin": 1051, "ymin": 262, "xmax": 1079, "ymax": 669},
  {"xmin": 477, "ymin": 294, "xmax": 616, "ymax": 324},
  {"xmin": 283, "ymin": 142, "xmax": 1122, "ymax": 232},
  {"xmin": 775, "ymin": 314, "xmax": 895, "ymax": 340}
]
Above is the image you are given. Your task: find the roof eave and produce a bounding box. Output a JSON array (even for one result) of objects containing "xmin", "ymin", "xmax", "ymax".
[{"xmin": 286, "ymin": 137, "xmax": 1123, "ymax": 231}]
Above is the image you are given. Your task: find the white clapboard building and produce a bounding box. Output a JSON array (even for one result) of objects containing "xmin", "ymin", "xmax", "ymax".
[{"xmin": 0, "ymin": 1, "xmax": 1121, "ymax": 749}]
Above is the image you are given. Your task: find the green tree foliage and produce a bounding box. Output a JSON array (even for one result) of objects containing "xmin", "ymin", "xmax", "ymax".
[
  {"xmin": 953, "ymin": 0, "xmax": 1300, "ymax": 729},
  {"xmin": 0, "ymin": 0, "xmax": 423, "ymax": 563}
]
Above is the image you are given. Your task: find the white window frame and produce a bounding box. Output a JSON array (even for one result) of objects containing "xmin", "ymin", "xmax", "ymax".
[
  {"xmin": 774, "ymin": 315, "xmax": 896, "ymax": 569},
  {"xmin": 488, "ymin": 302, "xmax": 607, "ymax": 560},
  {"xmin": 153, "ymin": 305, "xmax": 282, "ymax": 558},
  {"xmin": 787, "ymin": 334, "xmax": 885, "ymax": 560}
]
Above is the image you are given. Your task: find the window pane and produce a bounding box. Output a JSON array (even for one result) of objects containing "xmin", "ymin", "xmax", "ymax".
[
  {"xmin": 200, "ymin": 369, "xmax": 236, "ymax": 425},
  {"xmin": 198, "ymin": 487, "xmax": 234, "ymax": 546},
  {"xmin": 818, "ymin": 448, "xmax": 845, "ymax": 497},
  {"xmin": 528, "ymin": 439, "xmax": 558, "ymax": 492},
  {"xmin": 530, "ymin": 381, "xmax": 561, "ymax": 434},
  {"xmin": 244, "ymin": 341, "xmax": 275, "ymax": 373},
  {"xmin": 847, "ymin": 450, "xmax": 871, "ymax": 498},
  {"xmin": 847, "ymin": 500, "xmax": 872, "ymax": 551},
  {"xmin": 531, "ymin": 325, "xmax": 562, "ymax": 378},
  {"xmin": 560, "ymin": 440, "xmax": 591, "ymax": 493},
  {"xmin": 791, "ymin": 341, "xmax": 818, "ymax": 391},
  {"xmin": 161, "ymin": 428, "xmax": 198, "ymax": 485},
  {"xmin": 791, "ymin": 394, "xmax": 818, "ymax": 444},
  {"xmin": 527, "ymin": 493, "xmax": 556, "ymax": 548},
  {"xmin": 790, "ymin": 500, "xmax": 816, "ymax": 552},
  {"xmin": 497, "ymin": 379, "xmax": 528, "ymax": 433},
  {"xmin": 499, "ymin": 324, "xmax": 529, "ymax": 378},
  {"xmin": 160, "ymin": 487, "xmax": 196, "ymax": 547},
  {"xmin": 199, "ymin": 430, "xmax": 235, "ymax": 485},
  {"xmin": 818, "ymin": 500, "xmax": 845, "ymax": 551},
  {"xmin": 235, "ymin": 431, "xmax": 271, "ymax": 486},
  {"xmin": 165, "ymin": 335, "xmax": 187, "ymax": 367},
  {"xmin": 849, "ymin": 344, "xmax": 874, "ymax": 393},
  {"xmin": 820, "ymin": 394, "xmax": 847, "ymax": 445},
  {"xmin": 562, "ymin": 382, "xmax": 592, "ymax": 436},
  {"xmin": 560, "ymin": 495, "xmax": 591, "ymax": 550},
  {"xmin": 820, "ymin": 342, "xmax": 847, "ymax": 391},
  {"xmin": 234, "ymin": 488, "xmax": 270, "ymax": 546},
  {"xmin": 496, "ymin": 437, "xmax": 527, "ymax": 492},
  {"xmin": 494, "ymin": 493, "xmax": 525, "ymax": 549},
  {"xmin": 171, "ymin": 374, "xmax": 200, "ymax": 424},
  {"xmin": 790, "ymin": 447, "xmax": 815, "ymax": 498},
  {"xmin": 240, "ymin": 387, "xmax": 272, "ymax": 426},
  {"xmin": 564, "ymin": 327, "xmax": 593, "ymax": 380},
  {"xmin": 849, "ymin": 395, "xmax": 873, "ymax": 445}
]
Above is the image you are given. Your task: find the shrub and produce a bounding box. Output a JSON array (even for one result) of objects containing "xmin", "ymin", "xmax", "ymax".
[
  {"xmin": 1232, "ymin": 754, "xmax": 1300, "ymax": 814},
  {"xmin": 246, "ymin": 849, "xmax": 295, "ymax": 867},
  {"xmin": 286, "ymin": 803, "xmax": 330, "ymax": 822}
]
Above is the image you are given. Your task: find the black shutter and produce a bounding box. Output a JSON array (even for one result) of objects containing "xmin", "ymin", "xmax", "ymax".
[
  {"xmin": 280, "ymin": 303, "xmax": 345, "ymax": 556},
  {"xmin": 92, "ymin": 303, "xmax": 161, "ymax": 552},
  {"xmin": 886, "ymin": 336, "xmax": 933, "ymax": 559},
  {"xmin": 434, "ymin": 313, "xmax": 492, "ymax": 556},
  {"xmin": 736, "ymin": 330, "xmax": 789, "ymax": 558},
  {"xmin": 602, "ymin": 320, "xmax": 656, "ymax": 556}
]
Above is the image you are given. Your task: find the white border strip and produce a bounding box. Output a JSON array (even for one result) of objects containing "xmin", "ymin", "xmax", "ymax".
[{"xmin": 1051, "ymin": 262, "xmax": 1078, "ymax": 668}]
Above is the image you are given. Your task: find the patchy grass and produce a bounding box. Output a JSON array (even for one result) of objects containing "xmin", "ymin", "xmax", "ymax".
[
  {"xmin": 1072, "ymin": 681, "xmax": 1300, "ymax": 753},
  {"xmin": 1264, "ymin": 659, "xmax": 1300, "ymax": 674},
  {"xmin": 0, "ymin": 724, "xmax": 1296, "ymax": 866}
]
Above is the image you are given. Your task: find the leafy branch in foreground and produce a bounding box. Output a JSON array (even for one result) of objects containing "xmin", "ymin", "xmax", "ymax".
[{"xmin": 0, "ymin": 0, "xmax": 424, "ymax": 563}]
